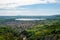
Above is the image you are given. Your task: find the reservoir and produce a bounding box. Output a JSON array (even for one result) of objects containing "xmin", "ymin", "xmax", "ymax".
[{"xmin": 15, "ymin": 18, "xmax": 45, "ymax": 21}]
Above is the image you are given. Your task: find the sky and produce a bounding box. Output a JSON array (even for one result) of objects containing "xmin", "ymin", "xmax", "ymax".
[{"xmin": 0, "ymin": 0, "xmax": 60, "ymax": 16}]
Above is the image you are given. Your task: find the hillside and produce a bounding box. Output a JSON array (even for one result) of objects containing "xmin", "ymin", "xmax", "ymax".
[{"xmin": 0, "ymin": 15, "xmax": 60, "ymax": 40}]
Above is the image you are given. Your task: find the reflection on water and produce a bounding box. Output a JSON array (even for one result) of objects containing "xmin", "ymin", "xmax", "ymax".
[{"xmin": 15, "ymin": 18, "xmax": 45, "ymax": 21}]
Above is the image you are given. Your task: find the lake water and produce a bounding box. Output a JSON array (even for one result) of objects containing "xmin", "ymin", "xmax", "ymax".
[{"xmin": 15, "ymin": 18, "xmax": 45, "ymax": 21}]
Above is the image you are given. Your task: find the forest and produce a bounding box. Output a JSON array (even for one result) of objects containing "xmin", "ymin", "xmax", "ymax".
[{"xmin": 0, "ymin": 15, "xmax": 60, "ymax": 40}]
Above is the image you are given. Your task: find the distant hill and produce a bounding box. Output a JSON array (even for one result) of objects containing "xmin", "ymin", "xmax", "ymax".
[{"xmin": 0, "ymin": 15, "xmax": 60, "ymax": 21}]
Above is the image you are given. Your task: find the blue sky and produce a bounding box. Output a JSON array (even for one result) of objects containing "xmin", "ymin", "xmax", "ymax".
[{"xmin": 0, "ymin": 0, "xmax": 60, "ymax": 16}]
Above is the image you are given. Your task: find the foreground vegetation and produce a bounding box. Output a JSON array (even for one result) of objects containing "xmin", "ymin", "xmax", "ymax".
[
  {"xmin": 0, "ymin": 19, "xmax": 60, "ymax": 40},
  {"xmin": 26, "ymin": 20, "xmax": 60, "ymax": 40},
  {"xmin": 0, "ymin": 15, "xmax": 60, "ymax": 40}
]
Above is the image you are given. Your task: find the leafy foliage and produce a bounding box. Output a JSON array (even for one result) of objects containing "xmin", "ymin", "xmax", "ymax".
[{"xmin": 0, "ymin": 20, "xmax": 60, "ymax": 40}]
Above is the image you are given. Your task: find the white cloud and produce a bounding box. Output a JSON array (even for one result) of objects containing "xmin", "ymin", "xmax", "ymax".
[
  {"xmin": 0, "ymin": 0, "xmax": 57, "ymax": 8},
  {"xmin": 0, "ymin": 9, "xmax": 59, "ymax": 16},
  {"xmin": 48, "ymin": 0, "xmax": 56, "ymax": 3},
  {"xmin": 0, "ymin": 10, "xmax": 31, "ymax": 16}
]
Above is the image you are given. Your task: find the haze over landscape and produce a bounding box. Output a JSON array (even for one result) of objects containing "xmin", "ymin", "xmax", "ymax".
[{"xmin": 0, "ymin": 0, "xmax": 60, "ymax": 16}]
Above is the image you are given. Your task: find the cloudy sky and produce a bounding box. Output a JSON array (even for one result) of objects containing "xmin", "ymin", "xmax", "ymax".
[{"xmin": 0, "ymin": 0, "xmax": 60, "ymax": 16}]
